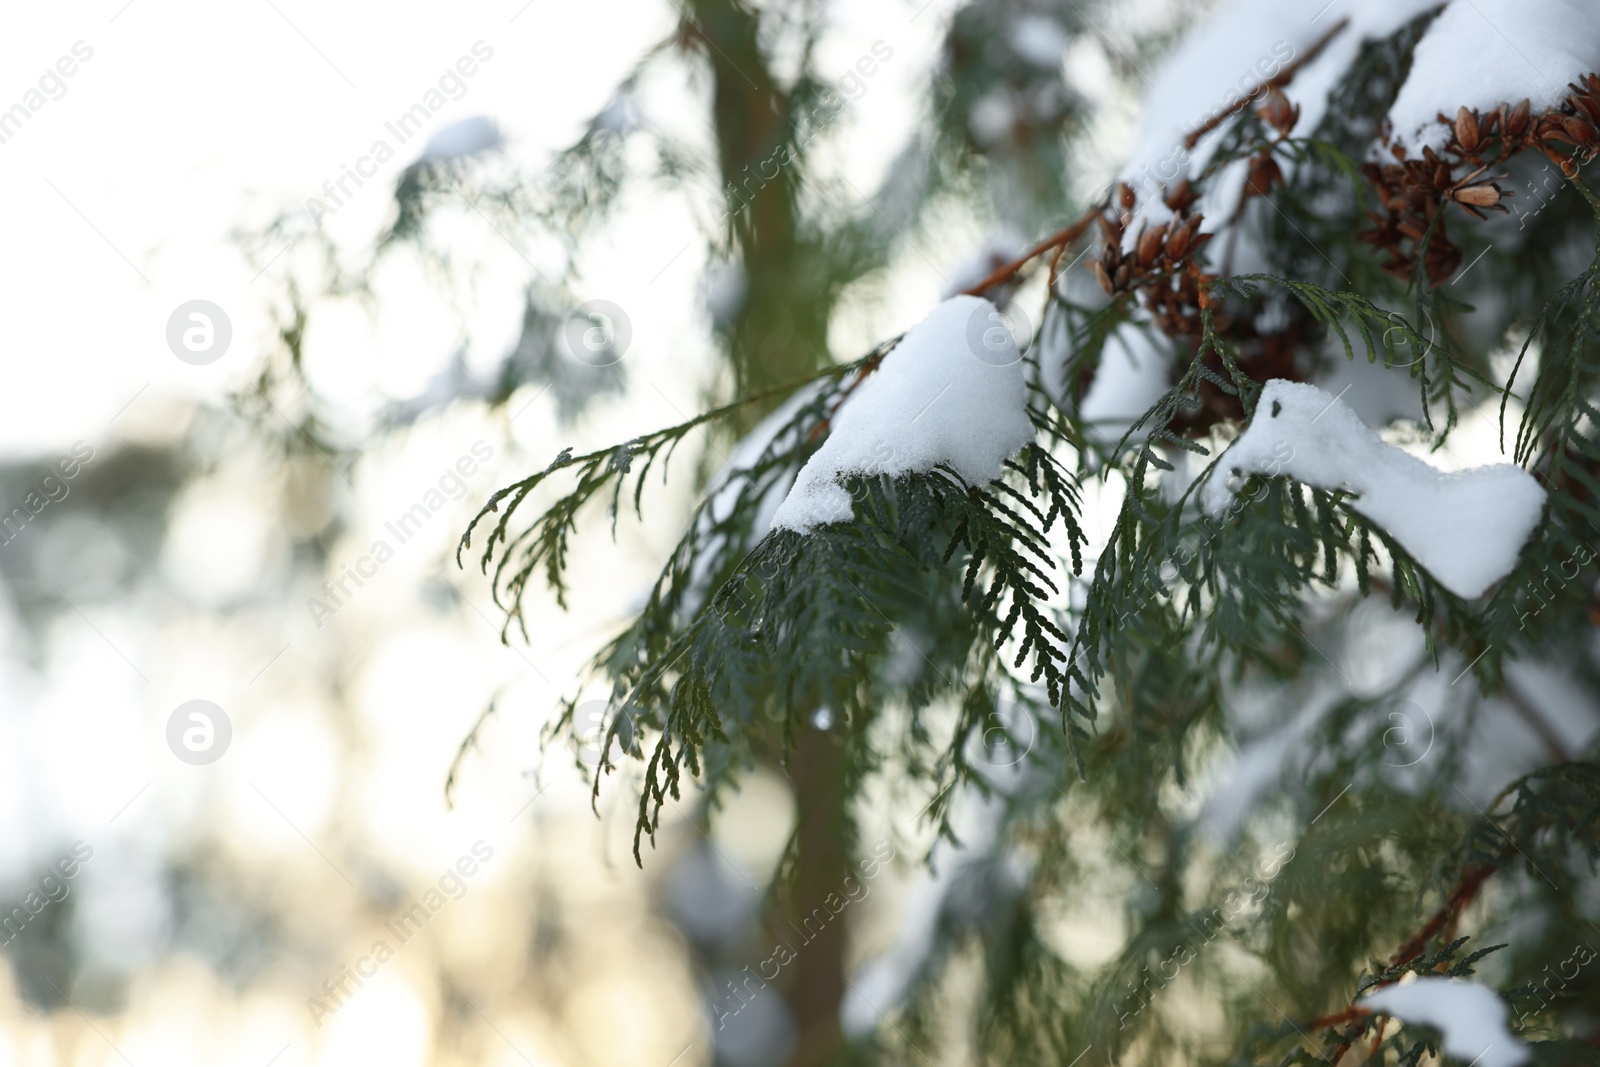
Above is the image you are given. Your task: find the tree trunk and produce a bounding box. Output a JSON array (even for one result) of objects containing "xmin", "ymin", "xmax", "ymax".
[
  {"xmin": 780, "ymin": 723, "xmax": 849, "ymax": 1067},
  {"xmin": 685, "ymin": 5, "xmax": 851, "ymax": 1061}
]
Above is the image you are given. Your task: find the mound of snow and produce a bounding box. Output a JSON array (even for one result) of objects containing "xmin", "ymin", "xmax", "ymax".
[
  {"xmin": 417, "ymin": 116, "xmax": 501, "ymax": 163},
  {"xmin": 771, "ymin": 296, "xmax": 1034, "ymax": 534},
  {"xmin": 1386, "ymin": 0, "xmax": 1600, "ymax": 152},
  {"xmin": 1360, "ymin": 977, "xmax": 1531, "ymax": 1067},
  {"xmin": 1203, "ymin": 380, "xmax": 1545, "ymax": 598}
]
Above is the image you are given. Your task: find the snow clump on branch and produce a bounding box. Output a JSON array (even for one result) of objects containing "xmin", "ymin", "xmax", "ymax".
[
  {"xmin": 771, "ymin": 295, "xmax": 1035, "ymax": 534},
  {"xmin": 1202, "ymin": 380, "xmax": 1546, "ymax": 598},
  {"xmin": 1359, "ymin": 977, "xmax": 1532, "ymax": 1067}
]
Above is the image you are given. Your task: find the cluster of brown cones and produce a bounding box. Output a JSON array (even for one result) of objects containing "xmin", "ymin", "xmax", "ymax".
[
  {"xmin": 1086, "ymin": 179, "xmax": 1213, "ymax": 338},
  {"xmin": 1362, "ymin": 74, "xmax": 1600, "ymax": 285},
  {"xmin": 1085, "ymin": 89, "xmax": 1304, "ymax": 338},
  {"xmin": 1033, "ymin": 77, "xmax": 1600, "ymax": 433},
  {"xmin": 1077, "ymin": 89, "xmax": 1303, "ymax": 429}
]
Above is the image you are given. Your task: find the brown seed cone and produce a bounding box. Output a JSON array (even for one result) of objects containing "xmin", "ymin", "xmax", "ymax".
[
  {"xmin": 1089, "ymin": 259, "xmax": 1113, "ymax": 295},
  {"xmin": 1562, "ymin": 115, "xmax": 1597, "ymax": 145},
  {"xmin": 1245, "ymin": 154, "xmax": 1284, "ymax": 197},
  {"xmin": 1137, "ymin": 224, "xmax": 1166, "ymax": 267},
  {"xmin": 1571, "ymin": 89, "xmax": 1600, "ymax": 127},
  {"xmin": 1165, "ymin": 218, "xmax": 1195, "ymax": 260},
  {"xmin": 1455, "ymin": 107, "xmax": 1480, "ymax": 154},
  {"xmin": 1164, "ymin": 178, "xmax": 1195, "ymax": 213},
  {"xmin": 1507, "ymin": 99, "xmax": 1532, "ymax": 140},
  {"xmin": 1453, "ymin": 184, "xmax": 1502, "ymax": 208},
  {"xmin": 1259, "ymin": 88, "xmax": 1299, "ymax": 135}
]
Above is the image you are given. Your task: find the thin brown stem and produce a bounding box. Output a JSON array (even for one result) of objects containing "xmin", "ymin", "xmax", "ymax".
[
  {"xmin": 1390, "ymin": 862, "xmax": 1498, "ymax": 969},
  {"xmin": 1305, "ymin": 1007, "xmax": 1367, "ymax": 1030},
  {"xmin": 1326, "ymin": 862, "xmax": 1500, "ymax": 1066},
  {"xmin": 1181, "ymin": 19, "xmax": 1351, "ymax": 150},
  {"xmin": 963, "ymin": 19, "xmax": 1352, "ymax": 303},
  {"xmin": 959, "ymin": 208, "xmax": 1099, "ymax": 297}
]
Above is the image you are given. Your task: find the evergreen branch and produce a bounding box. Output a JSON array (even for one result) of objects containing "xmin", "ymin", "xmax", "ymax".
[{"xmin": 457, "ymin": 355, "xmax": 869, "ymax": 631}]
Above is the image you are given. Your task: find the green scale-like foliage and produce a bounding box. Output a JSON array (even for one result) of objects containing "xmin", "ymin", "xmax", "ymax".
[
  {"xmin": 461, "ymin": 349, "xmax": 1089, "ymax": 860},
  {"xmin": 460, "ymin": 9, "xmax": 1600, "ymax": 1067}
]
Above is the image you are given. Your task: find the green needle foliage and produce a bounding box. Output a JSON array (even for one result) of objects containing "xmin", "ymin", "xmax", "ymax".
[
  {"xmin": 461, "ymin": 352, "xmax": 1090, "ymax": 862},
  {"xmin": 246, "ymin": 0, "xmax": 1600, "ymax": 1062}
]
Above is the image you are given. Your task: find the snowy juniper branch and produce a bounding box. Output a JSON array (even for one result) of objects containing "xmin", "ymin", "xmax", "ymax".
[
  {"xmin": 929, "ymin": 6, "xmax": 1600, "ymax": 1064},
  {"xmin": 596, "ymin": 448, "xmax": 1086, "ymax": 864},
  {"xmin": 461, "ymin": 313, "xmax": 1092, "ymax": 862},
  {"xmin": 457, "ymin": 349, "xmax": 884, "ymax": 634},
  {"xmin": 1056, "ymin": 280, "xmax": 1486, "ymax": 727},
  {"xmin": 1250, "ymin": 761, "xmax": 1600, "ymax": 1067},
  {"xmin": 434, "ymin": 1, "xmax": 1600, "ymax": 1059}
]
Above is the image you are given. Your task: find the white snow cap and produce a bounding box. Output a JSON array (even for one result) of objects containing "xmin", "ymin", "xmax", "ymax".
[
  {"xmin": 1118, "ymin": 0, "xmax": 1444, "ymax": 246},
  {"xmin": 770, "ymin": 296, "xmax": 1035, "ymax": 534},
  {"xmin": 1203, "ymin": 380, "xmax": 1545, "ymax": 599},
  {"xmin": 418, "ymin": 116, "xmax": 502, "ymax": 163},
  {"xmin": 1124, "ymin": 0, "xmax": 1600, "ymax": 200},
  {"xmin": 1386, "ymin": 0, "xmax": 1600, "ymax": 152},
  {"xmin": 1360, "ymin": 977, "xmax": 1531, "ymax": 1067}
]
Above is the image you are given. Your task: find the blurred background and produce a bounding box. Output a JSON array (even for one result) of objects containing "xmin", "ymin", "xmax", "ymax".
[{"xmin": 0, "ymin": 0, "xmax": 1319, "ymax": 1063}]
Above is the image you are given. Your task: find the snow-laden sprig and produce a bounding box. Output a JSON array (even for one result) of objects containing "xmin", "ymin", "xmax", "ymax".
[
  {"xmin": 1204, "ymin": 379, "xmax": 1546, "ymax": 598},
  {"xmin": 462, "ymin": 303, "xmax": 1092, "ymax": 861},
  {"xmin": 772, "ymin": 296, "xmax": 1036, "ymax": 533},
  {"xmin": 1359, "ymin": 978, "xmax": 1530, "ymax": 1067}
]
